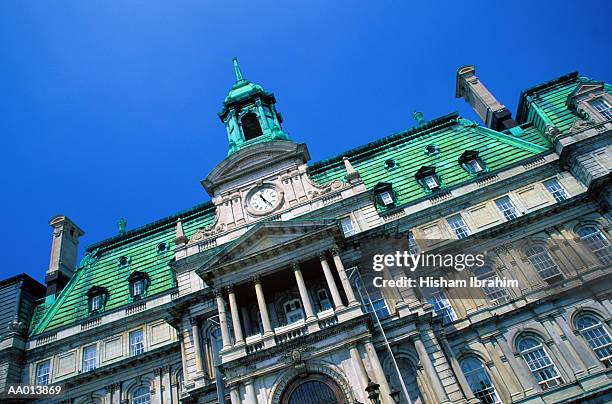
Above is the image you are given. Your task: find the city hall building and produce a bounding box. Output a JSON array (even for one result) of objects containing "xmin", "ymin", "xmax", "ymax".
[{"xmin": 1, "ymin": 60, "xmax": 611, "ymax": 404}]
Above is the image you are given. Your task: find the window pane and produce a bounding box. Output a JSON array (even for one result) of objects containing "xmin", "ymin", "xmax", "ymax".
[
  {"xmin": 380, "ymin": 191, "xmax": 394, "ymax": 205},
  {"xmin": 130, "ymin": 330, "xmax": 145, "ymax": 356},
  {"xmin": 591, "ymin": 99, "xmax": 612, "ymax": 120},
  {"xmin": 83, "ymin": 345, "xmax": 97, "ymax": 372},
  {"xmin": 424, "ymin": 288, "xmax": 457, "ymax": 324},
  {"xmin": 36, "ymin": 361, "xmax": 50, "ymax": 385},
  {"xmin": 544, "ymin": 179, "xmax": 568, "ymax": 202},
  {"xmin": 577, "ymin": 226, "xmax": 612, "ymax": 265},
  {"xmin": 495, "ymin": 197, "xmax": 518, "ymax": 221},
  {"xmin": 424, "ymin": 175, "xmax": 438, "ymax": 189},
  {"xmin": 574, "ymin": 314, "xmax": 612, "ymax": 364},
  {"xmin": 133, "ymin": 387, "xmax": 151, "ymax": 404},
  {"xmin": 460, "ymin": 358, "xmax": 501, "ymax": 404},
  {"xmin": 340, "ymin": 217, "xmax": 355, "ymax": 236},
  {"xmin": 447, "ymin": 215, "xmax": 470, "ymax": 239},
  {"xmin": 525, "ymin": 246, "xmax": 563, "ymax": 281},
  {"xmin": 518, "ymin": 337, "xmax": 562, "ymax": 389},
  {"xmin": 473, "ymin": 264, "xmax": 509, "ymax": 304}
]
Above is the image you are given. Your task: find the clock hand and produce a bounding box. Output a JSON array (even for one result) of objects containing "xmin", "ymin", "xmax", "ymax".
[{"xmin": 259, "ymin": 194, "xmax": 272, "ymax": 206}]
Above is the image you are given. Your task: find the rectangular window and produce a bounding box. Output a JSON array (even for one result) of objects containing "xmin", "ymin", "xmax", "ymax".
[
  {"xmin": 447, "ymin": 215, "xmax": 470, "ymax": 239},
  {"xmin": 591, "ymin": 99, "xmax": 612, "ymax": 120},
  {"xmin": 132, "ymin": 280, "xmax": 145, "ymax": 296},
  {"xmin": 495, "ymin": 196, "xmax": 518, "ymax": 221},
  {"xmin": 91, "ymin": 295, "xmax": 102, "ymax": 312},
  {"xmin": 130, "ymin": 329, "xmax": 145, "ymax": 356},
  {"xmin": 425, "ymin": 289, "xmax": 457, "ymax": 324},
  {"xmin": 82, "ymin": 345, "xmax": 97, "ymax": 372},
  {"xmin": 380, "ymin": 191, "xmax": 394, "ymax": 206},
  {"xmin": 340, "ymin": 217, "xmax": 356, "ymax": 237},
  {"xmin": 423, "ymin": 175, "xmax": 439, "ymax": 189},
  {"xmin": 36, "ymin": 361, "xmax": 50, "ymax": 385},
  {"xmin": 467, "ymin": 159, "xmax": 483, "ymax": 173},
  {"xmin": 544, "ymin": 179, "xmax": 568, "ymax": 202}
]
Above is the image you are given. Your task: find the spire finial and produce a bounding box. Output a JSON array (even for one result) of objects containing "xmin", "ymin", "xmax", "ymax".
[
  {"xmin": 413, "ymin": 110, "xmax": 426, "ymax": 126},
  {"xmin": 232, "ymin": 57, "xmax": 245, "ymax": 82}
]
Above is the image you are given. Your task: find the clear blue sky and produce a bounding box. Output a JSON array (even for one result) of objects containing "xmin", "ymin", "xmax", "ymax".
[{"xmin": 1, "ymin": 1, "xmax": 610, "ymax": 283}]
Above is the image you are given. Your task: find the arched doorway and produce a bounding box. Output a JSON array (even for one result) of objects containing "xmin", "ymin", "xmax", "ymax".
[{"xmin": 280, "ymin": 374, "xmax": 346, "ymax": 404}]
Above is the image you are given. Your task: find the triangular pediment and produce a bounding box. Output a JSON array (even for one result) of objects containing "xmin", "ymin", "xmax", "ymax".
[
  {"xmin": 566, "ymin": 82, "xmax": 605, "ymax": 108},
  {"xmin": 202, "ymin": 140, "xmax": 310, "ymax": 196},
  {"xmin": 201, "ymin": 219, "xmax": 340, "ymax": 272}
]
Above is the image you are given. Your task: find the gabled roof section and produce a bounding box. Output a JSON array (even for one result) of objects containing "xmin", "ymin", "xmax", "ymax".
[
  {"xmin": 516, "ymin": 72, "xmax": 612, "ymax": 133},
  {"xmin": 309, "ymin": 114, "xmax": 549, "ymax": 209},
  {"xmin": 30, "ymin": 202, "xmax": 216, "ymax": 336}
]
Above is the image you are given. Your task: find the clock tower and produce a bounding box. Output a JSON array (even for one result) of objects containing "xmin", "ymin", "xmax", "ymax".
[{"xmin": 190, "ymin": 59, "xmax": 351, "ymax": 239}]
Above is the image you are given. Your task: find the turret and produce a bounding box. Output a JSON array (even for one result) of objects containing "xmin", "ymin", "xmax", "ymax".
[{"xmin": 218, "ymin": 58, "xmax": 289, "ymax": 155}]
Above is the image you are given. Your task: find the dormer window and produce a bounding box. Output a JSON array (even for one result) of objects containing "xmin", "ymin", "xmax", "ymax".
[
  {"xmin": 415, "ymin": 166, "xmax": 440, "ymax": 191},
  {"xmin": 459, "ymin": 150, "xmax": 486, "ymax": 174},
  {"xmin": 373, "ymin": 182, "xmax": 396, "ymax": 208},
  {"xmin": 591, "ymin": 99, "xmax": 612, "ymax": 120},
  {"xmin": 86, "ymin": 286, "xmax": 108, "ymax": 315},
  {"xmin": 128, "ymin": 271, "xmax": 150, "ymax": 300}
]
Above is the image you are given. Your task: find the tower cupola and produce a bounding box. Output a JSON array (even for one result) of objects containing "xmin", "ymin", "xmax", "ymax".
[{"xmin": 218, "ymin": 58, "xmax": 288, "ymax": 155}]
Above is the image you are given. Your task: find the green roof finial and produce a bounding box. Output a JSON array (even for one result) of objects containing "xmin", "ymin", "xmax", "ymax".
[
  {"xmin": 118, "ymin": 218, "xmax": 127, "ymax": 235},
  {"xmin": 413, "ymin": 110, "xmax": 426, "ymax": 126},
  {"xmin": 232, "ymin": 57, "xmax": 245, "ymax": 82}
]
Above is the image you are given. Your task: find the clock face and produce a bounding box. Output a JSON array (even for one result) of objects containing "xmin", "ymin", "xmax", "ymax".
[{"xmin": 248, "ymin": 186, "xmax": 280, "ymax": 213}]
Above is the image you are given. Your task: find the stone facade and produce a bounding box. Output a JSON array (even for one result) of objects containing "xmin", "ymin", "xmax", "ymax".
[{"xmin": 2, "ymin": 62, "xmax": 611, "ymax": 404}]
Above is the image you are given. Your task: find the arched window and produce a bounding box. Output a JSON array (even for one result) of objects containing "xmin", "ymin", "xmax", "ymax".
[
  {"xmin": 574, "ymin": 312, "xmax": 612, "ymax": 366},
  {"xmin": 517, "ymin": 335, "xmax": 563, "ymax": 389},
  {"xmin": 577, "ymin": 226, "xmax": 612, "ymax": 265},
  {"xmin": 525, "ymin": 246, "xmax": 563, "ymax": 283},
  {"xmin": 241, "ymin": 112, "xmax": 263, "ymax": 141},
  {"xmin": 352, "ymin": 274, "xmax": 389, "ymax": 320},
  {"xmin": 460, "ymin": 357, "xmax": 501, "ymax": 404},
  {"xmin": 472, "ymin": 264, "xmax": 509, "ymax": 305},
  {"xmin": 387, "ymin": 357, "xmax": 421, "ymax": 404},
  {"xmin": 132, "ymin": 386, "xmax": 151, "ymax": 404}
]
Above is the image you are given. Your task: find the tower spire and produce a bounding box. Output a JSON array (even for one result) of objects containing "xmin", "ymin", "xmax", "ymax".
[{"xmin": 232, "ymin": 57, "xmax": 245, "ymax": 82}]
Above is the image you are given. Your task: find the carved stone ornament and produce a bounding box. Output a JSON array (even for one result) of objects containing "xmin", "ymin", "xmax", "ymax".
[{"xmin": 8, "ymin": 320, "xmax": 27, "ymax": 335}]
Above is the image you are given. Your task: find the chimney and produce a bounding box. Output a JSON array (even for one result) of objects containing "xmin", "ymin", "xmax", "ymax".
[
  {"xmin": 45, "ymin": 215, "xmax": 84, "ymax": 296},
  {"xmin": 456, "ymin": 65, "xmax": 517, "ymax": 131}
]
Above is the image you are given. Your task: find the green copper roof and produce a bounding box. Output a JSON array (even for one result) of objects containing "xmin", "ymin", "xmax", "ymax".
[
  {"xmin": 309, "ymin": 114, "xmax": 549, "ymax": 208},
  {"xmin": 516, "ymin": 72, "xmax": 612, "ymax": 133},
  {"xmin": 30, "ymin": 203, "xmax": 216, "ymax": 335}
]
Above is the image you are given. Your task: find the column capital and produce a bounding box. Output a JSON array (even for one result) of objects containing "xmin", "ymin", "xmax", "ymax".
[
  {"xmin": 226, "ymin": 284, "xmax": 235, "ymax": 294},
  {"xmin": 318, "ymin": 252, "xmax": 327, "ymax": 261},
  {"xmin": 253, "ymin": 274, "xmax": 262, "ymax": 285},
  {"xmin": 189, "ymin": 317, "xmax": 200, "ymax": 325},
  {"xmin": 213, "ymin": 288, "xmax": 223, "ymax": 298},
  {"xmin": 292, "ymin": 262, "xmax": 301, "ymax": 271},
  {"xmin": 330, "ymin": 247, "xmax": 340, "ymax": 256}
]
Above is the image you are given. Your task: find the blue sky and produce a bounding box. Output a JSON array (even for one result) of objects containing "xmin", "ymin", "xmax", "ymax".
[{"xmin": 1, "ymin": 1, "xmax": 610, "ymax": 283}]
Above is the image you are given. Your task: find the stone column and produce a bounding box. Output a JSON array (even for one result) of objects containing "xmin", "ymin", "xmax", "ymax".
[
  {"xmin": 178, "ymin": 329, "xmax": 190, "ymax": 383},
  {"xmin": 364, "ymin": 341, "xmax": 393, "ymax": 404},
  {"xmin": 349, "ymin": 343, "xmax": 369, "ymax": 386},
  {"xmin": 214, "ymin": 289, "xmax": 232, "ymax": 349},
  {"xmin": 331, "ymin": 248, "xmax": 358, "ymax": 305},
  {"xmin": 227, "ymin": 285, "xmax": 245, "ymax": 345},
  {"xmin": 245, "ymin": 379, "xmax": 257, "ymax": 404},
  {"xmin": 162, "ymin": 366, "xmax": 172, "ymax": 404},
  {"xmin": 229, "ymin": 385, "xmax": 242, "ymax": 404},
  {"xmin": 111, "ymin": 383, "xmax": 121, "ymax": 404},
  {"xmin": 320, "ymin": 253, "xmax": 344, "ymax": 309},
  {"xmin": 253, "ymin": 275, "xmax": 273, "ymax": 336},
  {"xmin": 293, "ymin": 263, "xmax": 316, "ymax": 320},
  {"xmin": 190, "ymin": 318, "xmax": 205, "ymax": 374},
  {"xmin": 439, "ymin": 333, "xmax": 478, "ymax": 403},
  {"xmin": 493, "ymin": 334, "xmax": 532, "ymax": 397},
  {"xmin": 413, "ymin": 334, "xmax": 449, "ymax": 403}
]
